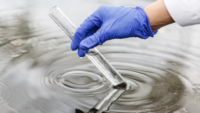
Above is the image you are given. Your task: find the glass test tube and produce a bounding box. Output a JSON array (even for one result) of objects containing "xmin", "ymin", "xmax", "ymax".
[
  {"xmin": 49, "ymin": 6, "xmax": 127, "ymax": 87},
  {"xmin": 89, "ymin": 88, "xmax": 125, "ymax": 113}
]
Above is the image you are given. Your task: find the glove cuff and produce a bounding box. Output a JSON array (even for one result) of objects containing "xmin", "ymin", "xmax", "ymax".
[{"xmin": 134, "ymin": 7, "xmax": 157, "ymax": 39}]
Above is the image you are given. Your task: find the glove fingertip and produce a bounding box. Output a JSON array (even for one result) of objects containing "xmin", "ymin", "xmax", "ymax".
[
  {"xmin": 78, "ymin": 49, "xmax": 85, "ymax": 57},
  {"xmin": 71, "ymin": 42, "xmax": 78, "ymax": 51}
]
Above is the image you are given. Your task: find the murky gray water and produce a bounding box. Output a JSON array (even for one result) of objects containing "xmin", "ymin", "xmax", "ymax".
[{"xmin": 1, "ymin": 0, "xmax": 200, "ymax": 113}]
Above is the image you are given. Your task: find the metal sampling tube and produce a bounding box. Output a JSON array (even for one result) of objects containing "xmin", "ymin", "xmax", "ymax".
[{"xmin": 49, "ymin": 6, "xmax": 127, "ymax": 88}]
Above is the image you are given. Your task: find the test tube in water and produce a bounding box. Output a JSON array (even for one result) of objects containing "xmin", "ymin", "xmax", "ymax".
[
  {"xmin": 49, "ymin": 6, "xmax": 127, "ymax": 88},
  {"xmin": 90, "ymin": 88, "xmax": 125, "ymax": 113}
]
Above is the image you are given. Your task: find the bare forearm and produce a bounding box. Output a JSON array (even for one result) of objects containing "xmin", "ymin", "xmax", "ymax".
[{"xmin": 144, "ymin": 0, "xmax": 174, "ymax": 31}]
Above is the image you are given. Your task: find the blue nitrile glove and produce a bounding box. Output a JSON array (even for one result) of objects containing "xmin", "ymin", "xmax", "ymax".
[{"xmin": 71, "ymin": 5, "xmax": 157, "ymax": 57}]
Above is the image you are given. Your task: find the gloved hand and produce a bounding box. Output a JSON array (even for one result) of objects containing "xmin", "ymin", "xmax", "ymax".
[{"xmin": 71, "ymin": 5, "xmax": 157, "ymax": 57}]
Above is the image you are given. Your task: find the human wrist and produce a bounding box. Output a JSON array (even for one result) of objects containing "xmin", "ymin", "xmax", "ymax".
[{"xmin": 144, "ymin": 0, "xmax": 174, "ymax": 31}]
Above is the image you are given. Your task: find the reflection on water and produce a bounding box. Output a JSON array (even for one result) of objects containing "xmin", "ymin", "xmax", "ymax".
[{"xmin": 0, "ymin": 0, "xmax": 200, "ymax": 113}]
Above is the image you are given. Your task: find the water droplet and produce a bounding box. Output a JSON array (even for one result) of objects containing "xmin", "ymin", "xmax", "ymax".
[
  {"xmin": 21, "ymin": 49, "xmax": 28, "ymax": 53},
  {"xmin": 183, "ymin": 108, "xmax": 188, "ymax": 112},
  {"xmin": 102, "ymin": 77, "xmax": 107, "ymax": 82},
  {"xmin": 174, "ymin": 92, "xmax": 178, "ymax": 95},
  {"xmin": 10, "ymin": 39, "xmax": 24, "ymax": 46},
  {"xmin": 160, "ymin": 61, "xmax": 167, "ymax": 65},
  {"xmin": 10, "ymin": 53, "xmax": 21, "ymax": 57}
]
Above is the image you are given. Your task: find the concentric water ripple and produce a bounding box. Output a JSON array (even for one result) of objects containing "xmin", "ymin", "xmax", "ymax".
[
  {"xmin": 24, "ymin": 38, "xmax": 200, "ymax": 113},
  {"xmin": 0, "ymin": 82, "xmax": 17, "ymax": 113}
]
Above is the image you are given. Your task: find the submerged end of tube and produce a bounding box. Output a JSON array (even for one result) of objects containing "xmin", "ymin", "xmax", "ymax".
[{"xmin": 49, "ymin": 6, "xmax": 58, "ymax": 15}]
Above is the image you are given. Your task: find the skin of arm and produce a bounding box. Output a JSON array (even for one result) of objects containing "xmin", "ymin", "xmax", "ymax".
[{"xmin": 144, "ymin": 0, "xmax": 175, "ymax": 31}]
